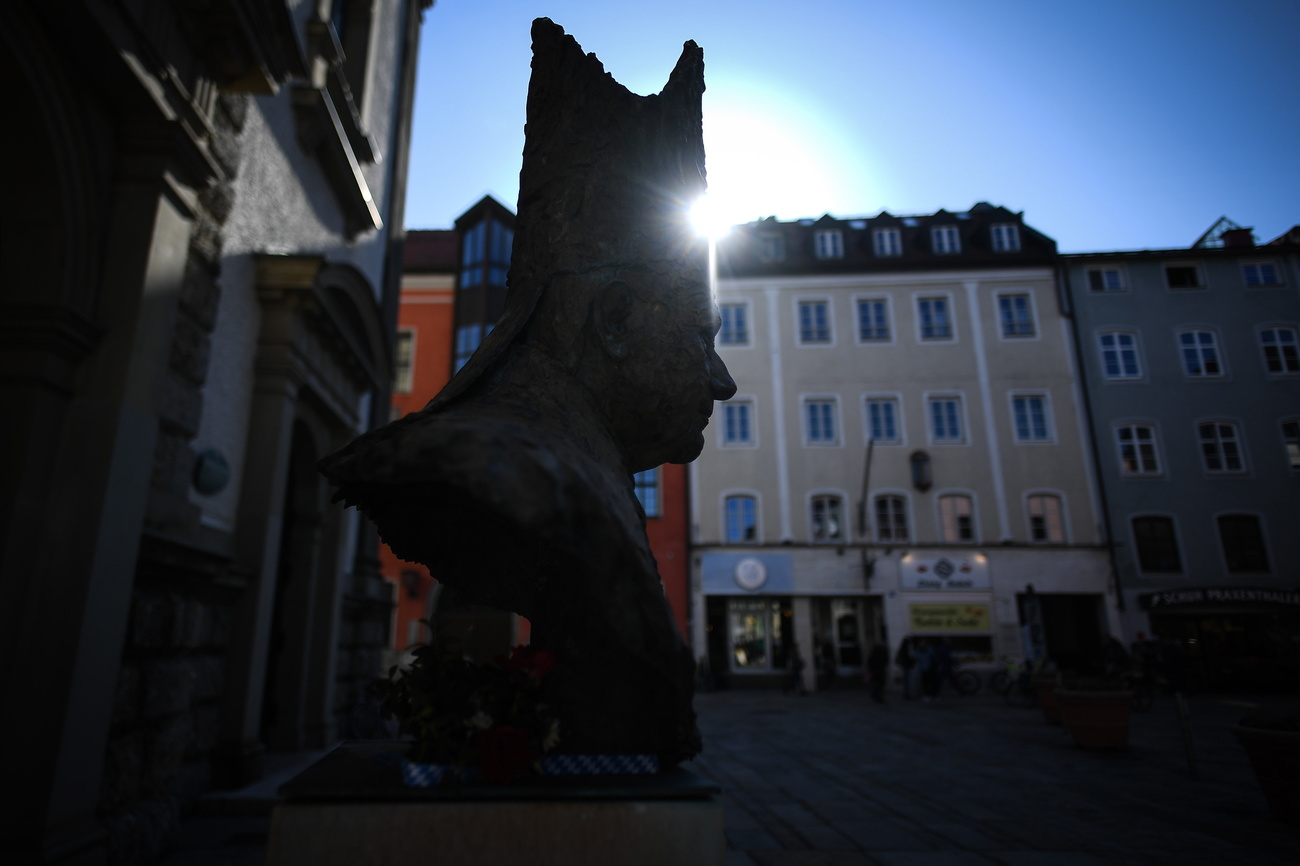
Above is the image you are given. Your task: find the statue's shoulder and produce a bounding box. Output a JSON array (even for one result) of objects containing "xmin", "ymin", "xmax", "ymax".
[{"xmin": 321, "ymin": 401, "xmax": 621, "ymax": 540}]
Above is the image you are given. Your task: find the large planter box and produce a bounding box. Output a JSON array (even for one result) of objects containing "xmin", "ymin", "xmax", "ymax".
[
  {"xmin": 1056, "ymin": 690, "xmax": 1132, "ymax": 750},
  {"xmin": 1233, "ymin": 725, "xmax": 1300, "ymax": 824}
]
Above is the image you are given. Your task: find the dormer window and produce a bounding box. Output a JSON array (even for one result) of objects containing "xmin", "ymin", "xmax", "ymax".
[
  {"xmin": 872, "ymin": 228, "xmax": 901, "ymax": 257},
  {"xmin": 991, "ymin": 224, "xmax": 1020, "ymax": 252},
  {"xmin": 759, "ymin": 234, "xmax": 785, "ymax": 263},
  {"xmin": 931, "ymin": 225, "xmax": 960, "ymax": 255},
  {"xmin": 815, "ymin": 229, "xmax": 844, "ymax": 260}
]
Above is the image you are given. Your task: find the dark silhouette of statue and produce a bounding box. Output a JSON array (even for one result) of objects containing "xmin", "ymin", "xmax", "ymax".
[{"xmin": 319, "ymin": 18, "xmax": 735, "ymax": 765}]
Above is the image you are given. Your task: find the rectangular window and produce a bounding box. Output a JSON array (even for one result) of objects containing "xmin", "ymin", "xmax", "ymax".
[
  {"xmin": 810, "ymin": 495, "xmax": 844, "ymax": 542},
  {"xmin": 1088, "ymin": 268, "xmax": 1124, "ymax": 292},
  {"xmin": 760, "ymin": 234, "xmax": 786, "ymax": 262},
  {"xmin": 453, "ymin": 324, "xmax": 482, "ymax": 373},
  {"xmin": 1199, "ymin": 422, "xmax": 1245, "ymax": 473},
  {"xmin": 798, "ymin": 300, "xmax": 831, "ymax": 344},
  {"xmin": 917, "ymin": 297, "xmax": 952, "ymax": 340},
  {"xmin": 719, "ymin": 303, "xmax": 749, "ymax": 346},
  {"xmin": 1116, "ymin": 424, "xmax": 1160, "ymax": 475},
  {"xmin": 998, "ymin": 294, "xmax": 1035, "ymax": 337},
  {"xmin": 856, "ymin": 299, "xmax": 890, "ymax": 342},
  {"xmin": 1012, "ymin": 395, "xmax": 1051, "ymax": 442},
  {"xmin": 1133, "ymin": 516, "xmax": 1182, "ymax": 573},
  {"xmin": 805, "ymin": 399, "xmax": 838, "ymax": 444},
  {"xmin": 1284, "ymin": 420, "xmax": 1300, "ymax": 470},
  {"xmin": 1099, "ymin": 332, "xmax": 1142, "ymax": 379},
  {"xmin": 1218, "ymin": 514, "xmax": 1269, "ymax": 572},
  {"xmin": 1179, "ymin": 330, "xmax": 1223, "ymax": 377},
  {"xmin": 872, "ymin": 228, "xmax": 901, "ymax": 257},
  {"xmin": 865, "ymin": 397, "xmax": 901, "ymax": 444},
  {"xmin": 633, "ymin": 469, "xmax": 660, "ymax": 518},
  {"xmin": 725, "ymin": 495, "xmax": 757, "ymax": 543},
  {"xmin": 460, "ymin": 221, "xmax": 487, "ymax": 288},
  {"xmin": 931, "ymin": 225, "xmax": 960, "ymax": 254},
  {"xmin": 1027, "ymin": 495, "xmax": 1065, "ymax": 544},
  {"xmin": 1165, "ymin": 264, "xmax": 1202, "ymax": 289},
  {"xmin": 393, "ymin": 328, "xmax": 415, "ymax": 393},
  {"xmin": 991, "ymin": 224, "xmax": 1020, "ymax": 252},
  {"xmin": 1260, "ymin": 327, "xmax": 1300, "ymax": 374},
  {"xmin": 723, "ymin": 401, "xmax": 753, "ymax": 446},
  {"xmin": 929, "ymin": 396, "xmax": 964, "ymax": 443},
  {"xmin": 815, "ymin": 229, "xmax": 843, "ymax": 259},
  {"xmin": 874, "ymin": 495, "xmax": 909, "ymax": 542},
  {"xmin": 1243, "ymin": 262, "xmax": 1281, "ymax": 287},
  {"xmin": 939, "ymin": 495, "xmax": 974, "ymax": 542}
]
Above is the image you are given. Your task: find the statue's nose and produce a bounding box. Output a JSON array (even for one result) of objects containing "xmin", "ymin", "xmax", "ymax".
[{"xmin": 710, "ymin": 352, "xmax": 737, "ymax": 401}]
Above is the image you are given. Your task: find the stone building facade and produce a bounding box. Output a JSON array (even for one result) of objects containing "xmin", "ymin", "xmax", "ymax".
[
  {"xmin": 0, "ymin": 2, "xmax": 430, "ymax": 863},
  {"xmin": 694, "ymin": 204, "xmax": 1117, "ymax": 690},
  {"xmin": 1062, "ymin": 223, "xmax": 1300, "ymax": 691}
]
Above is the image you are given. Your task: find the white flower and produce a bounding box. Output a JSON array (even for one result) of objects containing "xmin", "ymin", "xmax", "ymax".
[
  {"xmin": 466, "ymin": 711, "xmax": 493, "ymax": 730},
  {"xmin": 542, "ymin": 719, "xmax": 561, "ymax": 751}
]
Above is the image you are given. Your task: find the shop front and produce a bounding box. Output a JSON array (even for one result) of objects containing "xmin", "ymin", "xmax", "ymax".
[
  {"xmin": 1139, "ymin": 587, "xmax": 1300, "ymax": 693},
  {"xmin": 699, "ymin": 552, "xmax": 878, "ymax": 690},
  {"xmin": 895, "ymin": 553, "xmax": 996, "ymax": 669}
]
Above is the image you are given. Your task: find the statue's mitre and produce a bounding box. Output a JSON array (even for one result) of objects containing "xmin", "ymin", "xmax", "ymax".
[{"xmin": 429, "ymin": 18, "xmax": 707, "ymax": 411}]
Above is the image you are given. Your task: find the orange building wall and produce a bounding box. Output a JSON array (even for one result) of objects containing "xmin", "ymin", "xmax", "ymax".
[
  {"xmin": 648, "ymin": 462, "xmax": 692, "ymax": 645},
  {"xmin": 382, "ymin": 275, "xmax": 454, "ymax": 650}
]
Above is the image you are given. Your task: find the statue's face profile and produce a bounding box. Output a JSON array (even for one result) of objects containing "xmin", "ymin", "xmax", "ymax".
[{"xmin": 607, "ymin": 271, "xmax": 737, "ymax": 472}]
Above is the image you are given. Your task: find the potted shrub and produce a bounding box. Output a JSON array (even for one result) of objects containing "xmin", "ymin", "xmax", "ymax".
[
  {"xmin": 1055, "ymin": 677, "xmax": 1133, "ymax": 750},
  {"xmin": 373, "ymin": 636, "xmax": 561, "ymax": 786},
  {"xmin": 1233, "ymin": 708, "xmax": 1300, "ymax": 824}
]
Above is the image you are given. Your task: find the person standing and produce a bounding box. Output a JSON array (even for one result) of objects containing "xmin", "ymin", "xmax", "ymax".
[
  {"xmin": 896, "ymin": 637, "xmax": 916, "ymax": 700},
  {"xmin": 867, "ymin": 642, "xmax": 889, "ymax": 704},
  {"xmin": 786, "ymin": 645, "xmax": 808, "ymax": 695},
  {"xmin": 915, "ymin": 640, "xmax": 937, "ymax": 701}
]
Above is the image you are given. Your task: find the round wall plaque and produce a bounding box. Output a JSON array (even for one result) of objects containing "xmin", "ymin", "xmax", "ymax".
[{"xmin": 734, "ymin": 557, "xmax": 768, "ymax": 591}]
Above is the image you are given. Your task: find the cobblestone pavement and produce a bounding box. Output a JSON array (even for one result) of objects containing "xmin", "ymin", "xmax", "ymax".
[
  {"xmin": 160, "ymin": 687, "xmax": 1300, "ymax": 865},
  {"xmin": 682, "ymin": 686, "xmax": 1300, "ymax": 866}
]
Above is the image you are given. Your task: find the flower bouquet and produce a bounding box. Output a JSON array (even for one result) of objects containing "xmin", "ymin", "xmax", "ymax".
[{"xmin": 374, "ymin": 636, "xmax": 560, "ymax": 786}]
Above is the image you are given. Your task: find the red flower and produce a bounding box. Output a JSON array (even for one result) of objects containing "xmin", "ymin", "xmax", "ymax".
[
  {"xmin": 505, "ymin": 645, "xmax": 557, "ymax": 679},
  {"xmin": 476, "ymin": 726, "xmax": 534, "ymax": 784}
]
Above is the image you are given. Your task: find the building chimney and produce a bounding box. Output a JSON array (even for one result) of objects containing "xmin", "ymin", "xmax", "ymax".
[{"xmin": 1222, "ymin": 228, "xmax": 1255, "ymax": 248}]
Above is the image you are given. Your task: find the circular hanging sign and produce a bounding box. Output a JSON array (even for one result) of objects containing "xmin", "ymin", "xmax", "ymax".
[{"xmin": 734, "ymin": 557, "xmax": 768, "ymax": 591}]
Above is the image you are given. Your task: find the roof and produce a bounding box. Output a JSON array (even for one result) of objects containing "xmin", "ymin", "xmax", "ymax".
[{"xmin": 402, "ymin": 230, "xmax": 458, "ymax": 273}]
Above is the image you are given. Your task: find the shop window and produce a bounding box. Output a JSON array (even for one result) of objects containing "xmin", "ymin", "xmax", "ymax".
[{"xmin": 728, "ymin": 598, "xmax": 791, "ymax": 671}]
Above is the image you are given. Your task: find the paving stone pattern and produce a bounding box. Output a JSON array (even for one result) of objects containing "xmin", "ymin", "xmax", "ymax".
[
  {"xmin": 159, "ymin": 688, "xmax": 1300, "ymax": 865},
  {"xmin": 684, "ymin": 688, "xmax": 1300, "ymax": 866}
]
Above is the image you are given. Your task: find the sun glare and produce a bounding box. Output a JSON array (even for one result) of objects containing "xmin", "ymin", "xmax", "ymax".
[{"xmin": 689, "ymin": 195, "xmax": 732, "ymax": 241}]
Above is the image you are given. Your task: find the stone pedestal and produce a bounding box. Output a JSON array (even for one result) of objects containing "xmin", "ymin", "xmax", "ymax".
[{"xmin": 267, "ymin": 743, "xmax": 724, "ymax": 866}]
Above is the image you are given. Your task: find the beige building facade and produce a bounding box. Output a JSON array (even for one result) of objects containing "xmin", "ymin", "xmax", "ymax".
[{"xmin": 692, "ymin": 206, "xmax": 1117, "ymax": 690}]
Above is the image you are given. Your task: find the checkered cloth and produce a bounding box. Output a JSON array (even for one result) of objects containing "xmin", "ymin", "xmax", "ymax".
[
  {"xmin": 400, "ymin": 761, "xmax": 481, "ymax": 787},
  {"xmin": 540, "ymin": 754, "xmax": 660, "ymax": 775}
]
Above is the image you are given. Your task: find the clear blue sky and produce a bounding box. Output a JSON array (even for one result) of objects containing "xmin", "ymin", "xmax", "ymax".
[{"xmin": 404, "ymin": 0, "xmax": 1299, "ymax": 253}]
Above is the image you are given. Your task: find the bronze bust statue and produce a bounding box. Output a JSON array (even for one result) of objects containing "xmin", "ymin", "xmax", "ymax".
[{"xmin": 319, "ymin": 18, "xmax": 735, "ymax": 764}]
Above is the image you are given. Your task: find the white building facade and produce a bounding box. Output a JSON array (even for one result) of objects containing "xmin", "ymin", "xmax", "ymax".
[{"xmin": 693, "ymin": 205, "xmax": 1118, "ymax": 690}]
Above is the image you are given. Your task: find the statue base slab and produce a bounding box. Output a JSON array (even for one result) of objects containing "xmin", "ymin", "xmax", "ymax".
[{"xmin": 267, "ymin": 742, "xmax": 724, "ymax": 866}]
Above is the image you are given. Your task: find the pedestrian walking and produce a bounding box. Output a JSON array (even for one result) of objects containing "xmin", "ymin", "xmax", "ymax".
[
  {"xmin": 935, "ymin": 637, "xmax": 954, "ymax": 696},
  {"xmin": 915, "ymin": 640, "xmax": 938, "ymax": 700},
  {"xmin": 867, "ymin": 642, "xmax": 889, "ymax": 703},
  {"xmin": 785, "ymin": 645, "xmax": 808, "ymax": 695},
  {"xmin": 896, "ymin": 636, "xmax": 915, "ymax": 699}
]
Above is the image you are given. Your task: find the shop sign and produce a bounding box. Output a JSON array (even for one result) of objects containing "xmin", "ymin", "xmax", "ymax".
[
  {"xmin": 908, "ymin": 603, "xmax": 990, "ymax": 633},
  {"xmin": 700, "ymin": 553, "xmax": 795, "ymax": 595},
  {"xmin": 1139, "ymin": 586, "xmax": 1300, "ymax": 611},
  {"xmin": 900, "ymin": 555, "xmax": 990, "ymax": 590}
]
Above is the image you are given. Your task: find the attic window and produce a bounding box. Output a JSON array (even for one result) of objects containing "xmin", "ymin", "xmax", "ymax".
[
  {"xmin": 991, "ymin": 224, "xmax": 1020, "ymax": 253},
  {"xmin": 759, "ymin": 234, "xmax": 786, "ymax": 262},
  {"xmin": 932, "ymin": 225, "xmax": 961, "ymax": 255},
  {"xmin": 815, "ymin": 230, "xmax": 844, "ymax": 260}
]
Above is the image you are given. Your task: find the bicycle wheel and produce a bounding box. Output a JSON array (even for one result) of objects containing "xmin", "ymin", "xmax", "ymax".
[
  {"xmin": 1005, "ymin": 683, "xmax": 1035, "ymax": 708},
  {"xmin": 956, "ymin": 670, "xmax": 980, "ymax": 695},
  {"xmin": 989, "ymin": 670, "xmax": 1012, "ymax": 695}
]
